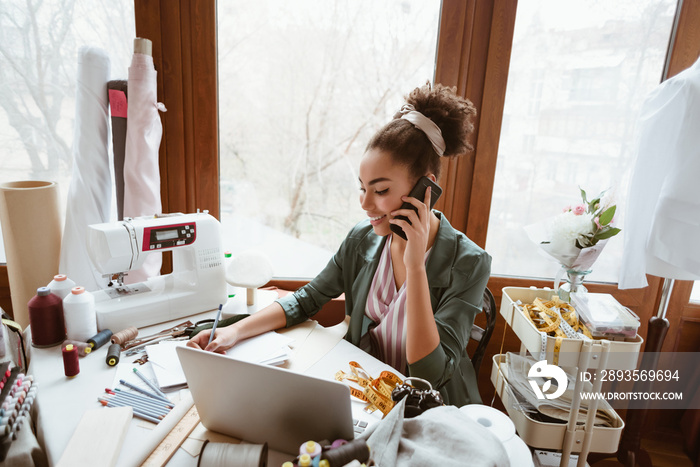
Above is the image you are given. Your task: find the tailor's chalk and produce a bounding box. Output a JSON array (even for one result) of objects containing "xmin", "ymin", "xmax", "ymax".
[
  {"xmin": 208, "ymin": 304, "xmax": 223, "ymax": 346},
  {"xmin": 118, "ymin": 379, "xmax": 170, "ymax": 404},
  {"xmin": 87, "ymin": 329, "xmax": 113, "ymax": 350},
  {"xmin": 132, "ymin": 367, "xmax": 169, "ymax": 400},
  {"xmin": 106, "ymin": 343, "xmax": 121, "ymax": 366}
]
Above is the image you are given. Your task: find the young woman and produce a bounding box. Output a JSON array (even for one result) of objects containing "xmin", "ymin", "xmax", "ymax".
[{"xmin": 188, "ymin": 83, "xmax": 491, "ymax": 406}]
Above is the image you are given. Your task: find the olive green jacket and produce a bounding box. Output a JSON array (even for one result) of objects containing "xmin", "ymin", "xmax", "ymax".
[{"xmin": 276, "ymin": 212, "xmax": 491, "ymax": 406}]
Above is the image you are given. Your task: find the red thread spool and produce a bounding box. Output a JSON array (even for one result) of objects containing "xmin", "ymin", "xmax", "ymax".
[
  {"xmin": 62, "ymin": 344, "xmax": 80, "ymax": 378},
  {"xmin": 27, "ymin": 286, "xmax": 66, "ymax": 347}
]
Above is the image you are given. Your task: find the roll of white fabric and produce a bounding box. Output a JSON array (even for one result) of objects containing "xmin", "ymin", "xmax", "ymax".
[
  {"xmin": 123, "ymin": 50, "xmax": 164, "ymax": 284},
  {"xmin": 59, "ymin": 47, "xmax": 112, "ymax": 292},
  {"xmin": 63, "ymin": 286, "xmax": 97, "ymax": 341}
]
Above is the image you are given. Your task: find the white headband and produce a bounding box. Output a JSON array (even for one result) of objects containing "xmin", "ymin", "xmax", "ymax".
[{"xmin": 399, "ymin": 104, "xmax": 446, "ymax": 157}]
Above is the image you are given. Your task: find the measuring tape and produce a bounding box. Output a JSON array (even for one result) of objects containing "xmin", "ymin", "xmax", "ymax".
[
  {"xmin": 335, "ymin": 361, "xmax": 403, "ymax": 417},
  {"xmin": 517, "ymin": 297, "xmax": 592, "ymax": 364},
  {"xmin": 141, "ymin": 405, "xmax": 201, "ymax": 467}
]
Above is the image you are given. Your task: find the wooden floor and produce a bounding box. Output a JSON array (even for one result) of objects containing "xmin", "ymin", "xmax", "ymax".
[{"xmin": 589, "ymin": 432, "xmax": 694, "ymax": 467}]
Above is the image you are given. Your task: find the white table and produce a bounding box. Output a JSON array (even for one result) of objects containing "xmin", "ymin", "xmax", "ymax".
[{"xmin": 28, "ymin": 288, "xmax": 392, "ymax": 466}]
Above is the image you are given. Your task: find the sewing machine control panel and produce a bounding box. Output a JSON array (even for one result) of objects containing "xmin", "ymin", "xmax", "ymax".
[{"xmin": 142, "ymin": 222, "xmax": 196, "ymax": 251}]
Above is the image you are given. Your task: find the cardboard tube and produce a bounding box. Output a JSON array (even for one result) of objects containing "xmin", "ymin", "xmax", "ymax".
[{"xmin": 0, "ymin": 180, "xmax": 62, "ymax": 328}]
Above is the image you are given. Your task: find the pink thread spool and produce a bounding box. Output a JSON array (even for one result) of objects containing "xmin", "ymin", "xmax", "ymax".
[{"xmin": 27, "ymin": 287, "xmax": 66, "ymax": 347}]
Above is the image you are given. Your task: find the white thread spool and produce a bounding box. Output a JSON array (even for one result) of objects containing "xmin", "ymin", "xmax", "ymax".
[
  {"xmin": 197, "ymin": 441, "xmax": 267, "ymax": 467},
  {"xmin": 63, "ymin": 286, "xmax": 97, "ymax": 341},
  {"xmin": 47, "ymin": 274, "xmax": 76, "ymax": 300}
]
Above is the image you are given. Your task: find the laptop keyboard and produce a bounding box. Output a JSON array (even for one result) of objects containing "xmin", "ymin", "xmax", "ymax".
[{"xmin": 353, "ymin": 418, "xmax": 368, "ymax": 436}]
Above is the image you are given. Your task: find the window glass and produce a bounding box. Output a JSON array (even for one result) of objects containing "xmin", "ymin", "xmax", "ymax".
[
  {"xmin": 485, "ymin": 0, "xmax": 677, "ymax": 283},
  {"xmin": 691, "ymin": 281, "xmax": 700, "ymax": 303},
  {"xmin": 218, "ymin": 0, "xmax": 441, "ymax": 277},
  {"xmin": 0, "ymin": 1, "xmax": 135, "ymax": 263}
]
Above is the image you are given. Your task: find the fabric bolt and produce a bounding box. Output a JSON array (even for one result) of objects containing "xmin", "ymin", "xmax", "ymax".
[
  {"xmin": 365, "ymin": 235, "xmax": 432, "ymax": 373},
  {"xmin": 59, "ymin": 47, "xmax": 112, "ymax": 292},
  {"xmin": 123, "ymin": 53, "xmax": 165, "ymax": 284},
  {"xmin": 619, "ymin": 56, "xmax": 700, "ymax": 288},
  {"xmin": 108, "ymin": 80, "xmax": 128, "ymax": 221},
  {"xmin": 276, "ymin": 212, "xmax": 491, "ymax": 406}
]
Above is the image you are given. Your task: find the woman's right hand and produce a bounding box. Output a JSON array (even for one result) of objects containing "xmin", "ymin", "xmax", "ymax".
[{"xmin": 186, "ymin": 324, "xmax": 240, "ymax": 354}]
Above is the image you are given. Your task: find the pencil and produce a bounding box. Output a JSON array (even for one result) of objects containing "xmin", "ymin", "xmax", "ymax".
[
  {"xmin": 208, "ymin": 304, "xmax": 223, "ymax": 346},
  {"xmin": 131, "ymin": 368, "xmax": 170, "ymax": 401},
  {"xmin": 119, "ymin": 379, "xmax": 171, "ymax": 404}
]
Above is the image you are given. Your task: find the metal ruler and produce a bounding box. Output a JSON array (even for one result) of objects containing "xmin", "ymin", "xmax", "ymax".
[{"xmin": 141, "ymin": 405, "xmax": 201, "ymax": 467}]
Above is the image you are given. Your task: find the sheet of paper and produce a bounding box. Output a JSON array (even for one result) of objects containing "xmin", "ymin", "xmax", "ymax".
[
  {"xmin": 147, "ymin": 341, "xmax": 189, "ymax": 390},
  {"xmin": 224, "ymin": 331, "xmax": 294, "ymax": 363},
  {"xmin": 284, "ymin": 317, "xmax": 349, "ymax": 372}
]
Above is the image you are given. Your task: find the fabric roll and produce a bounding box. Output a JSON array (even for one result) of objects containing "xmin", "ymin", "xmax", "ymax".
[
  {"xmin": 123, "ymin": 52, "xmax": 164, "ymax": 284},
  {"xmin": 59, "ymin": 47, "xmax": 112, "ymax": 292},
  {"xmin": 108, "ymin": 80, "xmax": 128, "ymax": 221},
  {"xmin": 0, "ymin": 181, "xmax": 62, "ymax": 329}
]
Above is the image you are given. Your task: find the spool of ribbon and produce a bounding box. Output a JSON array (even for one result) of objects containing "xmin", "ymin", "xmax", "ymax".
[{"xmin": 197, "ymin": 440, "xmax": 267, "ymax": 467}]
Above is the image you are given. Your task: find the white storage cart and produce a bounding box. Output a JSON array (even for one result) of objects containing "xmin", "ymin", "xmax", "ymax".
[{"xmin": 492, "ymin": 287, "xmax": 643, "ymax": 467}]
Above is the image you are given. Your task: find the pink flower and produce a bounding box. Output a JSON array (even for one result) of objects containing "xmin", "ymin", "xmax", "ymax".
[
  {"xmin": 563, "ymin": 205, "xmax": 571, "ymax": 213},
  {"xmin": 594, "ymin": 216, "xmax": 602, "ymax": 229},
  {"xmin": 573, "ymin": 205, "xmax": 586, "ymax": 216}
]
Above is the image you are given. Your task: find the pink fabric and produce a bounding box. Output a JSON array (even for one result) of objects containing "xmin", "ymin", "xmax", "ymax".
[
  {"xmin": 365, "ymin": 237, "xmax": 432, "ymax": 372},
  {"xmin": 123, "ymin": 53, "xmax": 164, "ymax": 283}
]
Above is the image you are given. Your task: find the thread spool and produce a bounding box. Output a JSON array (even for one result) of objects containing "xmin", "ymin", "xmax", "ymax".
[
  {"xmin": 111, "ymin": 327, "xmax": 138, "ymax": 346},
  {"xmin": 87, "ymin": 329, "xmax": 113, "ymax": 350},
  {"xmin": 63, "ymin": 340, "xmax": 92, "ymax": 357},
  {"xmin": 63, "ymin": 287, "xmax": 97, "ymax": 341},
  {"xmin": 106, "ymin": 343, "xmax": 121, "ymax": 367},
  {"xmin": 320, "ymin": 439, "xmax": 370, "ymax": 466},
  {"xmin": 299, "ymin": 440, "xmax": 322, "ymax": 458},
  {"xmin": 197, "ymin": 440, "xmax": 267, "ymax": 467},
  {"xmin": 27, "ymin": 287, "xmax": 65, "ymax": 347},
  {"xmin": 62, "ymin": 344, "xmax": 79, "ymax": 377},
  {"xmin": 47, "ymin": 274, "xmax": 76, "ymax": 300}
]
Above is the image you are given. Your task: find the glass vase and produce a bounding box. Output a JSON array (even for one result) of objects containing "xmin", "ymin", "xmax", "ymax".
[{"xmin": 557, "ymin": 269, "xmax": 591, "ymax": 302}]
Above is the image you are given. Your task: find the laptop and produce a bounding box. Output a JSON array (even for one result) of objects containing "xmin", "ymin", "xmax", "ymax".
[{"xmin": 176, "ymin": 345, "xmax": 360, "ymax": 454}]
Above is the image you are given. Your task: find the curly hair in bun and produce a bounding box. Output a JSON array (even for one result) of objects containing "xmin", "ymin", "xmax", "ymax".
[{"xmin": 365, "ymin": 82, "xmax": 477, "ymax": 180}]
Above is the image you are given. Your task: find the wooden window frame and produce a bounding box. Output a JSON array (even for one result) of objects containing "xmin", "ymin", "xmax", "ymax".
[{"xmin": 2, "ymin": 2, "xmax": 699, "ymax": 376}]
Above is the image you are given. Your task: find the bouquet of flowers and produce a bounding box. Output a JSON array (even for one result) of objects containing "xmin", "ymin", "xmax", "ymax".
[{"xmin": 526, "ymin": 188, "xmax": 621, "ymax": 295}]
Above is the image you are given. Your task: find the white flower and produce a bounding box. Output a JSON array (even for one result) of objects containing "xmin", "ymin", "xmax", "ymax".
[{"xmin": 548, "ymin": 211, "xmax": 594, "ymax": 252}]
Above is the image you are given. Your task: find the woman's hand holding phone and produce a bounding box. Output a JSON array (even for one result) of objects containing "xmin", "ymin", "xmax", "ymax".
[{"xmin": 390, "ymin": 186, "xmax": 434, "ymax": 269}]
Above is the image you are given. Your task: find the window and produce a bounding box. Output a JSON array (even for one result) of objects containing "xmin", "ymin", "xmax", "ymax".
[
  {"xmin": 217, "ymin": 0, "xmax": 441, "ymax": 277},
  {"xmin": 0, "ymin": 0, "xmax": 135, "ymax": 262},
  {"xmin": 485, "ymin": 0, "xmax": 677, "ymax": 283}
]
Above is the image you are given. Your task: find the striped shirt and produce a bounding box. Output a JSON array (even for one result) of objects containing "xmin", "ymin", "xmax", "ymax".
[{"xmin": 364, "ymin": 235, "xmax": 431, "ymax": 373}]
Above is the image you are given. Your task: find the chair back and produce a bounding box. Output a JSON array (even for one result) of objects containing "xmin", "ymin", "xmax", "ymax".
[{"xmin": 469, "ymin": 287, "xmax": 497, "ymax": 376}]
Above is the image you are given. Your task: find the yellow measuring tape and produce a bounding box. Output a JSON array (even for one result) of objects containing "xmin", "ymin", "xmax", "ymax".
[
  {"xmin": 335, "ymin": 361, "xmax": 403, "ymax": 417},
  {"xmin": 519, "ymin": 296, "xmax": 592, "ymax": 365},
  {"xmin": 141, "ymin": 405, "xmax": 200, "ymax": 467}
]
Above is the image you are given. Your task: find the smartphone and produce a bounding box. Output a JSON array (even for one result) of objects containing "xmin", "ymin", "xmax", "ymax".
[{"xmin": 390, "ymin": 176, "xmax": 443, "ymax": 240}]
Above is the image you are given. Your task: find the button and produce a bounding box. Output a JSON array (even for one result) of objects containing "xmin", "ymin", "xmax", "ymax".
[{"xmin": 150, "ymin": 245, "xmax": 155, "ymax": 249}]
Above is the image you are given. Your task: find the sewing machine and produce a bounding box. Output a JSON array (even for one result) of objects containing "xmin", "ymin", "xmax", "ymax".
[{"xmin": 87, "ymin": 212, "xmax": 227, "ymax": 330}]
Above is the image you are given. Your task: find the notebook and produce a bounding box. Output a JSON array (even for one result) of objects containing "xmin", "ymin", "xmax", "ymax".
[{"xmin": 176, "ymin": 345, "xmax": 359, "ymax": 454}]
